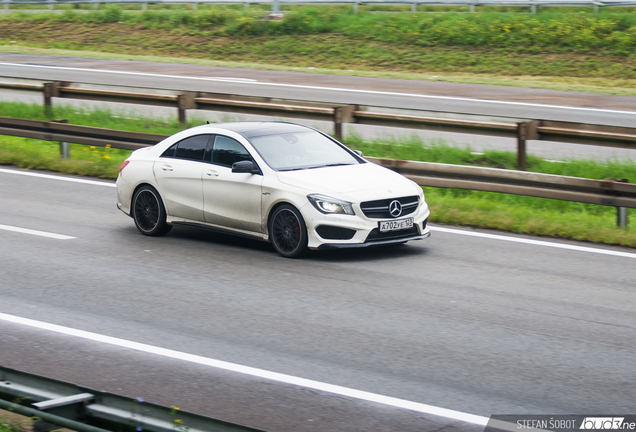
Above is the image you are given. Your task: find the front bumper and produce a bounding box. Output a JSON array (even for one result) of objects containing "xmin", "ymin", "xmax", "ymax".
[
  {"xmin": 303, "ymin": 200, "xmax": 431, "ymax": 250},
  {"xmin": 317, "ymin": 230, "xmax": 431, "ymax": 250}
]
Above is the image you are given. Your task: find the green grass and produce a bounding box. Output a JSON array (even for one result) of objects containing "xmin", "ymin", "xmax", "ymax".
[
  {"xmin": 0, "ymin": 102, "xmax": 204, "ymax": 178},
  {"xmin": 1, "ymin": 100, "xmax": 635, "ymax": 247},
  {"xmin": 5, "ymin": 7, "xmax": 636, "ymax": 54},
  {"xmin": 3, "ymin": 8, "xmax": 636, "ymax": 92},
  {"xmin": 0, "ymin": 418, "xmax": 23, "ymax": 432}
]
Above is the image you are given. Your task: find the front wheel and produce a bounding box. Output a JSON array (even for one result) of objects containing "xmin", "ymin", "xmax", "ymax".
[
  {"xmin": 132, "ymin": 185, "xmax": 172, "ymax": 236},
  {"xmin": 269, "ymin": 204, "xmax": 308, "ymax": 258}
]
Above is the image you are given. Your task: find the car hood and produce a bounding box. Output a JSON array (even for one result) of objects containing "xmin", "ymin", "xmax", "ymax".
[{"xmin": 275, "ymin": 162, "xmax": 418, "ymax": 199}]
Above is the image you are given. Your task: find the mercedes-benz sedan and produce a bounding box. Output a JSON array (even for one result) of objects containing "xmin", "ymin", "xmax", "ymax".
[{"xmin": 116, "ymin": 122, "xmax": 430, "ymax": 258}]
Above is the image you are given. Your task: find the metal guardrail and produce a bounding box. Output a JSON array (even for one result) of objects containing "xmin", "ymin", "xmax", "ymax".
[
  {"xmin": 2, "ymin": 0, "xmax": 635, "ymax": 13},
  {"xmin": 0, "ymin": 116, "xmax": 167, "ymax": 150},
  {"xmin": 0, "ymin": 365, "xmax": 268, "ymax": 432},
  {"xmin": 367, "ymin": 156, "xmax": 636, "ymax": 208},
  {"xmin": 0, "ymin": 116, "xmax": 632, "ymax": 225},
  {"xmin": 4, "ymin": 79, "xmax": 636, "ymax": 170}
]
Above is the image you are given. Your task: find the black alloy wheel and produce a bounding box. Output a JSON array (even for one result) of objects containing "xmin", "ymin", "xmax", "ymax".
[
  {"xmin": 132, "ymin": 185, "xmax": 172, "ymax": 236},
  {"xmin": 269, "ymin": 204, "xmax": 308, "ymax": 258}
]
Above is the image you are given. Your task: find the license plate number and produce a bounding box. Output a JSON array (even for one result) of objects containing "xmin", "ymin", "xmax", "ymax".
[{"xmin": 380, "ymin": 217, "xmax": 414, "ymax": 232}]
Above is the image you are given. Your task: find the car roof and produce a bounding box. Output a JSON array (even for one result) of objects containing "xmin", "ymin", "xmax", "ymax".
[{"xmin": 208, "ymin": 122, "xmax": 314, "ymax": 139}]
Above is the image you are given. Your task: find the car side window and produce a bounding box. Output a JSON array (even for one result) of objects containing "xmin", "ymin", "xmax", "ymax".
[
  {"xmin": 211, "ymin": 135, "xmax": 252, "ymax": 168},
  {"xmin": 161, "ymin": 135, "xmax": 211, "ymax": 161}
]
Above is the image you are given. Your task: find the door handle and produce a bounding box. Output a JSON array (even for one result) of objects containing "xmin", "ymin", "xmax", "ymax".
[
  {"xmin": 161, "ymin": 164, "xmax": 174, "ymax": 171},
  {"xmin": 206, "ymin": 170, "xmax": 219, "ymax": 177}
]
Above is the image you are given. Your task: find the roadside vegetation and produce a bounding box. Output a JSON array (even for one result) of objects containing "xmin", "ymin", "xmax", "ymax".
[
  {"xmin": 2, "ymin": 6, "xmax": 636, "ymax": 92},
  {"xmin": 1, "ymin": 100, "xmax": 634, "ymax": 248}
]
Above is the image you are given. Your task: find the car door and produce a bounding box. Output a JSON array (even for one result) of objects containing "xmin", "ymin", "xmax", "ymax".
[
  {"xmin": 153, "ymin": 134, "xmax": 211, "ymax": 222},
  {"xmin": 202, "ymin": 135, "xmax": 263, "ymax": 233}
]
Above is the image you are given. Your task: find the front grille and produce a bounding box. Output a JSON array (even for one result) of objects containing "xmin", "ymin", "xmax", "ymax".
[
  {"xmin": 365, "ymin": 226, "xmax": 420, "ymax": 243},
  {"xmin": 360, "ymin": 195, "xmax": 419, "ymax": 219}
]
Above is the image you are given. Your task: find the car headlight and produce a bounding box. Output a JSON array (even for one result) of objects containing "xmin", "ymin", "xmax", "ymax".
[{"xmin": 307, "ymin": 194, "xmax": 355, "ymax": 215}]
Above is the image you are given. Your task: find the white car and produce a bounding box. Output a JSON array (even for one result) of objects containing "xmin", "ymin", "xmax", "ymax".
[{"xmin": 116, "ymin": 122, "xmax": 430, "ymax": 258}]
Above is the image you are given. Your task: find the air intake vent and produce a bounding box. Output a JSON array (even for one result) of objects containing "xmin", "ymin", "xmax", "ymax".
[{"xmin": 316, "ymin": 225, "xmax": 356, "ymax": 240}]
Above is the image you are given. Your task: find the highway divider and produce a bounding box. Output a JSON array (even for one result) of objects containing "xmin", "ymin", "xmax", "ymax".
[
  {"xmin": 0, "ymin": 365, "xmax": 268, "ymax": 432},
  {"xmin": 3, "ymin": 79, "xmax": 636, "ymax": 170},
  {"xmin": 0, "ymin": 115, "xmax": 633, "ymax": 226},
  {"xmin": 0, "ymin": 0, "xmax": 630, "ymax": 14}
]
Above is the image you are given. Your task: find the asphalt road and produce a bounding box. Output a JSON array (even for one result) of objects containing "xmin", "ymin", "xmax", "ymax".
[
  {"xmin": 2, "ymin": 53, "xmax": 636, "ymax": 160},
  {"xmin": 1, "ymin": 167, "xmax": 635, "ymax": 432}
]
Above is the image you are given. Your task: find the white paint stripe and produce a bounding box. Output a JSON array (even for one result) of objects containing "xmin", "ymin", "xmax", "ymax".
[
  {"xmin": 3, "ymin": 168, "xmax": 634, "ymax": 260},
  {"xmin": 0, "ymin": 168, "xmax": 116, "ymax": 187},
  {"xmin": 207, "ymin": 77, "xmax": 258, "ymax": 82},
  {"xmin": 2, "ymin": 62, "xmax": 635, "ymax": 116},
  {"xmin": 430, "ymin": 225, "xmax": 636, "ymax": 259},
  {"xmin": 0, "ymin": 311, "xmax": 487, "ymax": 426},
  {"xmin": 0, "ymin": 224, "xmax": 75, "ymax": 239}
]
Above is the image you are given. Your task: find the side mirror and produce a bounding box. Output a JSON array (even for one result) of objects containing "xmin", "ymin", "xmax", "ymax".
[
  {"xmin": 232, "ymin": 160, "xmax": 259, "ymax": 174},
  {"xmin": 353, "ymin": 150, "xmax": 364, "ymax": 157}
]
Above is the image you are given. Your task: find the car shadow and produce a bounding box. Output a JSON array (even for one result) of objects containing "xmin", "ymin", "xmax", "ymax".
[
  {"xmin": 118, "ymin": 225, "xmax": 430, "ymax": 262},
  {"xmin": 168, "ymin": 226, "xmax": 273, "ymax": 252},
  {"xmin": 309, "ymin": 242, "xmax": 430, "ymax": 263}
]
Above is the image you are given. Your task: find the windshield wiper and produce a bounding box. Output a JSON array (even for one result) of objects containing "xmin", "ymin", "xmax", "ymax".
[
  {"xmin": 278, "ymin": 167, "xmax": 309, "ymax": 172},
  {"xmin": 325, "ymin": 163, "xmax": 355, "ymax": 167}
]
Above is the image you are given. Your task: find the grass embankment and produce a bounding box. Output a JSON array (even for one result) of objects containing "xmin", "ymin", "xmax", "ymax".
[
  {"xmin": 2, "ymin": 7, "xmax": 636, "ymax": 92},
  {"xmin": 1, "ymin": 101, "xmax": 635, "ymax": 247}
]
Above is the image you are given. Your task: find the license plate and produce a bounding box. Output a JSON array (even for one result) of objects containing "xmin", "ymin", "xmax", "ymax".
[{"xmin": 379, "ymin": 217, "xmax": 414, "ymax": 232}]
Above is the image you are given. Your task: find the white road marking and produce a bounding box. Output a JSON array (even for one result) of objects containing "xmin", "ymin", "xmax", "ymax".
[
  {"xmin": 0, "ymin": 168, "xmax": 116, "ymax": 187},
  {"xmin": 2, "ymin": 168, "xmax": 634, "ymax": 259},
  {"xmin": 430, "ymin": 225, "xmax": 636, "ymax": 259},
  {"xmin": 207, "ymin": 77, "xmax": 258, "ymax": 82},
  {"xmin": 2, "ymin": 62, "xmax": 635, "ymax": 116},
  {"xmin": 0, "ymin": 311, "xmax": 489, "ymax": 426},
  {"xmin": 0, "ymin": 224, "xmax": 75, "ymax": 239}
]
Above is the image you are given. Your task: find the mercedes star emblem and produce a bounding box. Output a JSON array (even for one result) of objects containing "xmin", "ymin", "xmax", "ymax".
[{"xmin": 389, "ymin": 200, "xmax": 402, "ymax": 218}]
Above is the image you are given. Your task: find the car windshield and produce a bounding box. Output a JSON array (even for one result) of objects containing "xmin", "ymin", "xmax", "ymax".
[{"xmin": 248, "ymin": 130, "xmax": 359, "ymax": 171}]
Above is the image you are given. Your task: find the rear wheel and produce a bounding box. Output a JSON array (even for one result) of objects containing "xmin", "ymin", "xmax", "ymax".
[
  {"xmin": 132, "ymin": 185, "xmax": 172, "ymax": 236},
  {"xmin": 269, "ymin": 204, "xmax": 308, "ymax": 258}
]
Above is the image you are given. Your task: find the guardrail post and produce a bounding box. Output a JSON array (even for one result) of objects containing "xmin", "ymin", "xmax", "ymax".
[
  {"xmin": 177, "ymin": 92, "xmax": 197, "ymax": 123},
  {"xmin": 3, "ymin": 0, "xmax": 8, "ymax": 14},
  {"xmin": 48, "ymin": 0, "xmax": 54, "ymax": 10},
  {"xmin": 272, "ymin": 0, "xmax": 280, "ymax": 14},
  {"xmin": 517, "ymin": 122, "xmax": 528, "ymax": 170},
  {"xmin": 43, "ymin": 82, "xmax": 63, "ymax": 116},
  {"xmin": 142, "ymin": 2, "xmax": 147, "ymax": 10},
  {"xmin": 60, "ymin": 141, "xmax": 69, "ymax": 158},
  {"xmin": 411, "ymin": 1, "xmax": 416, "ymax": 12},
  {"xmin": 617, "ymin": 207, "xmax": 629, "ymax": 227},
  {"xmin": 353, "ymin": 1, "xmax": 358, "ymax": 13},
  {"xmin": 517, "ymin": 121, "xmax": 539, "ymax": 170},
  {"xmin": 192, "ymin": 2, "xmax": 197, "ymax": 10},
  {"xmin": 334, "ymin": 105, "xmax": 356, "ymax": 142},
  {"xmin": 531, "ymin": 3, "xmax": 537, "ymax": 13},
  {"xmin": 593, "ymin": 4, "xmax": 599, "ymax": 13},
  {"xmin": 469, "ymin": 3, "xmax": 475, "ymax": 12}
]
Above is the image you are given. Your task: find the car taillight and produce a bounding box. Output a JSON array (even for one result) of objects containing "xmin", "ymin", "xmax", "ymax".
[{"xmin": 118, "ymin": 160, "xmax": 130, "ymax": 174}]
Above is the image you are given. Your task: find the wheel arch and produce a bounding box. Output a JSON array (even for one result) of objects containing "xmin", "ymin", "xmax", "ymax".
[
  {"xmin": 131, "ymin": 182, "xmax": 169, "ymax": 218},
  {"xmin": 265, "ymin": 200, "xmax": 296, "ymax": 238}
]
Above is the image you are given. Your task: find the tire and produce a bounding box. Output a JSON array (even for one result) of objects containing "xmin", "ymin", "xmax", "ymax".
[
  {"xmin": 269, "ymin": 204, "xmax": 308, "ymax": 258},
  {"xmin": 132, "ymin": 185, "xmax": 172, "ymax": 236}
]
